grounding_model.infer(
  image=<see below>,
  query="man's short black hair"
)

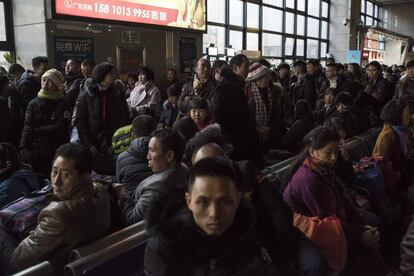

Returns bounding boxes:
[167,68,177,74]
[81,59,96,68]
[8,63,25,76]
[166,83,181,98]
[151,128,185,162]
[187,157,237,192]
[229,54,248,70]
[406,60,414,69]
[92,62,114,84]
[278,63,290,70]
[32,56,49,69]
[67,58,81,65]
[326,63,338,70]
[335,92,353,107]
[132,115,156,137]
[293,60,307,74]
[138,66,155,82]
[53,143,92,175]
[380,100,404,125]
[368,61,382,71]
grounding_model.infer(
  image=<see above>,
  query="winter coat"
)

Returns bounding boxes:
[283,160,365,242]
[18,71,40,114]
[19,97,71,175]
[0,80,23,145]
[310,71,326,94]
[279,114,314,151]
[117,164,188,226]
[368,76,393,108]
[11,183,111,274]
[0,170,40,209]
[65,72,83,111]
[372,123,405,172]
[354,91,381,128]
[332,106,371,139]
[396,75,414,99]
[129,81,161,117]
[116,137,153,193]
[158,100,179,128]
[289,75,317,109]
[178,76,216,114]
[213,68,262,168]
[319,74,356,98]
[144,198,277,276]
[76,79,129,151]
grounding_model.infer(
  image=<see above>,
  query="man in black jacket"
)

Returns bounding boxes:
[213,54,263,168]
[116,115,156,193]
[368,61,393,108]
[290,60,317,109]
[18,56,49,114]
[319,63,356,98]
[64,58,83,111]
[307,59,326,94]
[144,157,278,276]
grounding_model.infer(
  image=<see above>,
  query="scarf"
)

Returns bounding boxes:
[247,82,272,142]
[392,124,409,156]
[37,89,63,100]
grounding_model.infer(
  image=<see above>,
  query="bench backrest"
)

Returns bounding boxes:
[12,261,54,276]
[65,230,148,276]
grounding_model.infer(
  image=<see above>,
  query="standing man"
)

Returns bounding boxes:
[178,58,216,114]
[290,60,317,109]
[64,58,83,111]
[213,54,263,168]
[18,56,49,114]
[396,60,414,99]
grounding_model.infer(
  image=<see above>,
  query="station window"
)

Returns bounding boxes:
[0,0,14,67]
[204,0,330,63]
[360,0,382,27]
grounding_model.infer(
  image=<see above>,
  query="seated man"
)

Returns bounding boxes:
[116,115,156,193]
[113,128,188,225]
[144,157,278,275]
[0,143,111,274]
[332,92,370,139]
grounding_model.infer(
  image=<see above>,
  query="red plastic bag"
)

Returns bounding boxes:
[294,213,348,273]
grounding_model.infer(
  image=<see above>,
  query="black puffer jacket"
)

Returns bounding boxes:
[289,75,317,109]
[144,198,277,276]
[76,79,129,150]
[18,71,41,114]
[116,136,153,193]
[319,74,357,98]
[65,72,83,111]
[19,97,70,174]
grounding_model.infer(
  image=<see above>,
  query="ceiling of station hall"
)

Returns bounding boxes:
[375,0,414,6]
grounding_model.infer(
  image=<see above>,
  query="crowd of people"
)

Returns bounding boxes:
[0,53,414,275]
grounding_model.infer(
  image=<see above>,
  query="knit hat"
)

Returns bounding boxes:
[245,62,270,82]
[42,69,65,91]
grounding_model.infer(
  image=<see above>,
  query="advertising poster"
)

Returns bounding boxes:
[54,36,94,70]
[346,50,362,64]
[55,0,206,31]
[179,37,197,73]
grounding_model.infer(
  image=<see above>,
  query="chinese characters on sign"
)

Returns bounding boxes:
[55,0,206,31]
[54,36,94,70]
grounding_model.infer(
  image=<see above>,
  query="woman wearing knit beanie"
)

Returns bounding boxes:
[19,69,71,176]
